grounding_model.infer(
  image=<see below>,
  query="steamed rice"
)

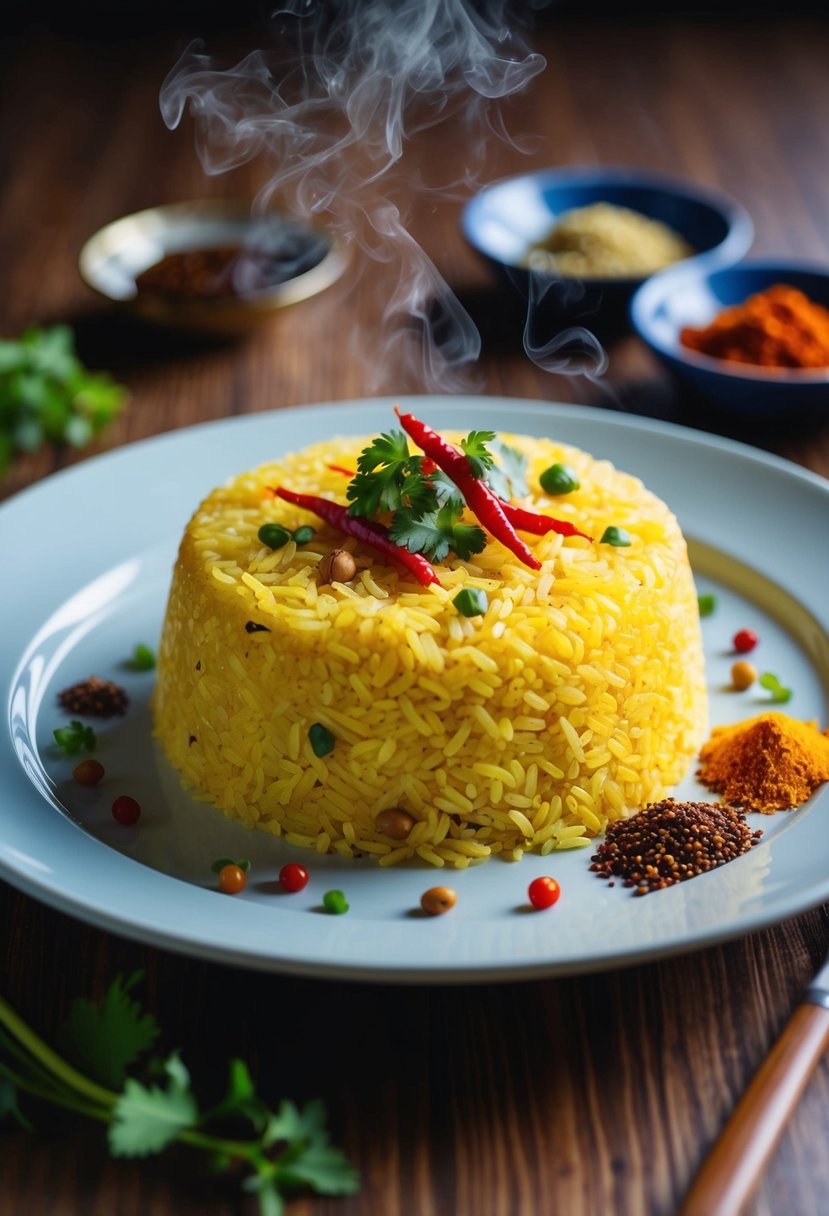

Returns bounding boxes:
[152,432,707,867]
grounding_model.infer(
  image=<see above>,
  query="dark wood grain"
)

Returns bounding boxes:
[2,16,829,1216]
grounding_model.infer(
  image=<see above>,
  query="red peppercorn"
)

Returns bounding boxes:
[528,876,561,910]
[111,795,141,826]
[733,628,758,654]
[279,863,309,893]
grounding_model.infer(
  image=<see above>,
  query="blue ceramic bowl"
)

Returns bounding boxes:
[631,260,829,416]
[461,166,753,334]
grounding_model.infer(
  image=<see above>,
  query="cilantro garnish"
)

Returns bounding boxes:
[486,438,529,501]
[0,325,126,478]
[53,720,96,755]
[389,502,486,562]
[0,973,358,1213]
[347,429,420,516]
[459,429,496,478]
[345,424,529,564]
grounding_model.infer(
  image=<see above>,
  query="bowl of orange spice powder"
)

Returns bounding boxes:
[631,261,829,414]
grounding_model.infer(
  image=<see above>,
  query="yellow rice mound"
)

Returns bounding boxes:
[153,433,707,868]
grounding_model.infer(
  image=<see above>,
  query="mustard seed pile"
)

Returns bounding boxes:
[590,799,761,895]
[58,676,129,718]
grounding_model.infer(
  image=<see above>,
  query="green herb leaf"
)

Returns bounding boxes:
[109,1051,198,1157]
[207,1058,269,1133]
[126,643,156,671]
[389,501,486,563]
[264,1097,326,1147]
[759,672,793,703]
[429,468,465,510]
[59,972,160,1088]
[243,1174,286,1216]
[276,1139,361,1196]
[459,429,497,478]
[697,594,717,617]
[487,439,529,500]
[0,325,126,478]
[347,430,419,517]
[53,720,96,755]
[210,858,251,874]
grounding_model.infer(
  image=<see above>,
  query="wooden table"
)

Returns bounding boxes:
[2,15,829,1215]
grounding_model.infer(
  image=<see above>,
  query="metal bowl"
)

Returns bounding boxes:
[79,200,349,335]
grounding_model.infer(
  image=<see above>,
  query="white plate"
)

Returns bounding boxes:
[3,398,829,982]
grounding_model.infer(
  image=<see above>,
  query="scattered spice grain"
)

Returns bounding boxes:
[590,799,760,895]
[698,712,829,813]
[59,676,128,718]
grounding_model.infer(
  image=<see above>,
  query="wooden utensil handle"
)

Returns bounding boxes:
[682,1001,829,1216]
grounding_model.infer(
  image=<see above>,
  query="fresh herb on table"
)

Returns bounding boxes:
[0,972,359,1215]
[0,325,126,476]
[53,720,97,755]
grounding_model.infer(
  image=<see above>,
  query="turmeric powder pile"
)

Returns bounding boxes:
[697,712,829,814]
[681,284,829,370]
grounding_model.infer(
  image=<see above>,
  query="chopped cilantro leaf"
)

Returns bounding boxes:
[355,429,410,475]
[53,720,96,755]
[459,430,497,478]
[429,468,465,510]
[389,501,486,562]
[486,439,529,501]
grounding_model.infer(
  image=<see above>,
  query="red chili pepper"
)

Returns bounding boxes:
[501,501,592,542]
[273,487,441,587]
[327,464,354,477]
[396,408,542,570]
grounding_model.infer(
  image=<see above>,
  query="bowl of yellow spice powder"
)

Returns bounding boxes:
[461,165,752,336]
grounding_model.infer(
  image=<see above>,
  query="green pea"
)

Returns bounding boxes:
[292,525,316,546]
[323,889,349,915]
[453,588,489,618]
[309,722,335,757]
[540,463,580,495]
[697,594,717,618]
[600,526,632,547]
[258,523,292,550]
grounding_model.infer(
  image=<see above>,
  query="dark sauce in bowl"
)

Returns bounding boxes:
[135,233,330,302]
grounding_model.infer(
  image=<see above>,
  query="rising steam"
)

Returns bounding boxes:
[161,2,598,391]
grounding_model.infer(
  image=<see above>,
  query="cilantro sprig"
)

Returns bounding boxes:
[389,502,486,562]
[347,427,528,563]
[0,973,358,1213]
[0,325,126,477]
[53,720,97,755]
